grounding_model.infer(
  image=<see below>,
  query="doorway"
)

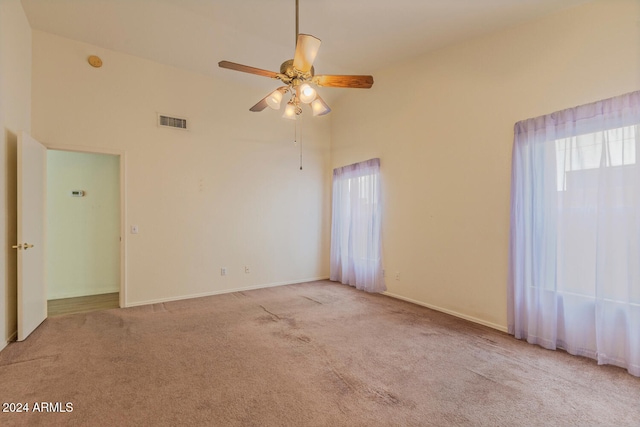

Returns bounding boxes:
[46,149,122,316]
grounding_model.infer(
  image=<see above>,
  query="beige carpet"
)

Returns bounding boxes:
[1,280,639,426]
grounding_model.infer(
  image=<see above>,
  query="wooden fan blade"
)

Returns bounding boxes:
[293,34,321,73]
[218,61,279,79]
[249,97,269,112]
[313,74,374,89]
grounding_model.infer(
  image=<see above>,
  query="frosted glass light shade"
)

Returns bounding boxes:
[298,83,317,104]
[311,96,331,116]
[266,89,283,110]
[282,102,297,120]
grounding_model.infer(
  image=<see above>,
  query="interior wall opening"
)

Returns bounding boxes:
[46,149,121,316]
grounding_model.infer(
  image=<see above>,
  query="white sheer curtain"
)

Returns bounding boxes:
[330,158,385,293]
[509,90,640,377]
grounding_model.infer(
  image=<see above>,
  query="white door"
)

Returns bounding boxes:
[16,131,47,341]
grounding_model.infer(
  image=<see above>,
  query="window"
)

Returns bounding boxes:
[555,125,639,304]
[509,90,640,377]
[330,158,385,293]
[556,125,636,191]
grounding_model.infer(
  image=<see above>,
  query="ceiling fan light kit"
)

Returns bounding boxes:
[283,101,300,120]
[311,96,331,116]
[298,83,317,104]
[266,88,284,110]
[218,0,373,120]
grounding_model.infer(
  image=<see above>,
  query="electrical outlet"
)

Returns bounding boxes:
[382,269,386,278]
[244,266,250,274]
[395,271,400,281]
[221,268,227,276]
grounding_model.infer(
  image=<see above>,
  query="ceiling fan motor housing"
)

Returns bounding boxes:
[280,59,314,82]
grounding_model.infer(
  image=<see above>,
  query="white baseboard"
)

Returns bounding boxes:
[125,277,330,308]
[48,286,120,300]
[382,291,508,333]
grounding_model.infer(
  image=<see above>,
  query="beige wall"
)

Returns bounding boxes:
[10,0,639,340]
[46,150,120,299]
[0,0,32,349]
[32,31,331,306]
[330,0,640,331]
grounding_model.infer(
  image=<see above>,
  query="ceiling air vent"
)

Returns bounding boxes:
[158,113,188,130]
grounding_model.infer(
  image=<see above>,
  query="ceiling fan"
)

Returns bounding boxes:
[218,0,374,119]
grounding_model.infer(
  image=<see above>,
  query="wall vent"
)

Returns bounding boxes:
[158,113,188,130]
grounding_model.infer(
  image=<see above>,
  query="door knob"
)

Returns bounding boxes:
[12,244,22,250]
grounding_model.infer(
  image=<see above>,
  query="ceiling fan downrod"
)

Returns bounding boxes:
[295,0,299,46]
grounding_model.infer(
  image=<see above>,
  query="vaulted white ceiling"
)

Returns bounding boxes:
[21,0,593,81]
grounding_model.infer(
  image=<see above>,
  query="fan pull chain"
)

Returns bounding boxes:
[299,118,303,170]
[292,120,302,170]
